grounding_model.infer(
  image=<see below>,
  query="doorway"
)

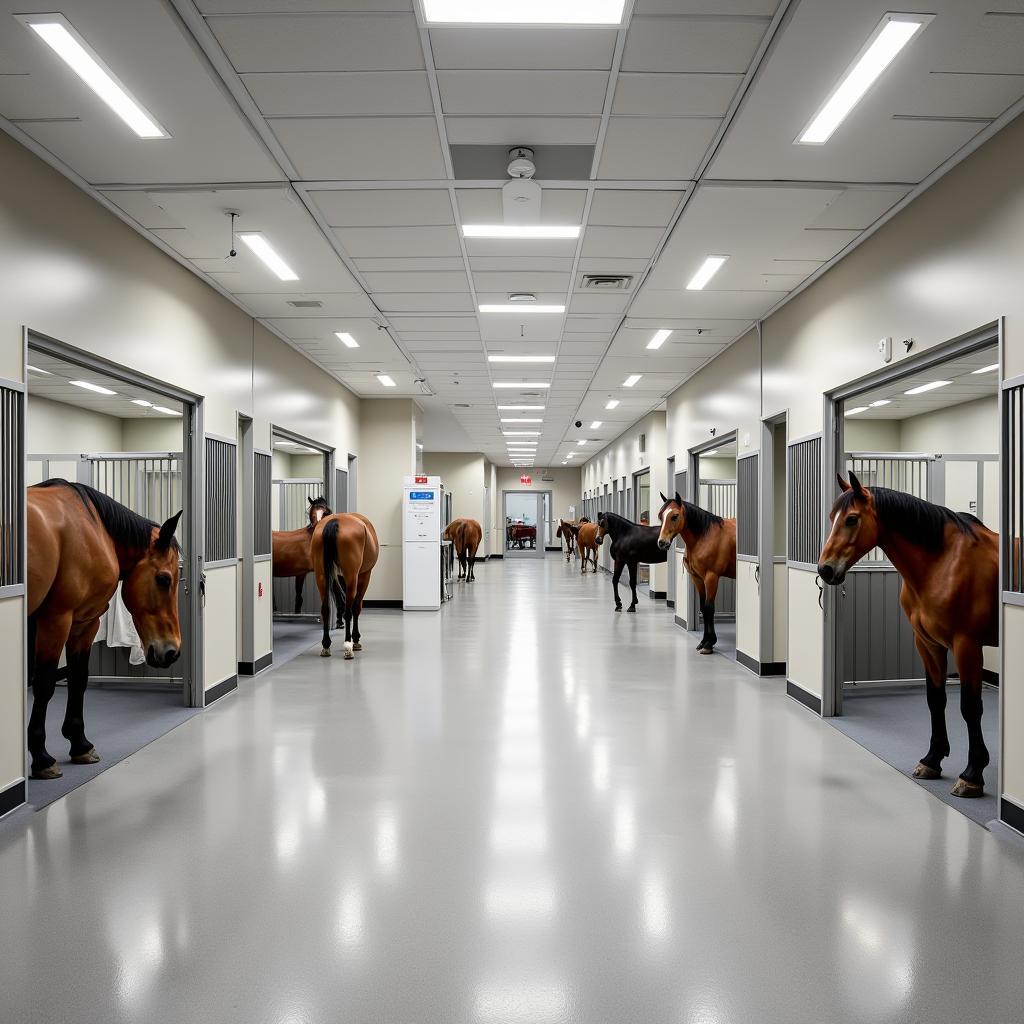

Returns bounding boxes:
[504,491,544,558]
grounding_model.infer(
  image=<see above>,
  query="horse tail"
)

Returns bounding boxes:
[321,517,346,615]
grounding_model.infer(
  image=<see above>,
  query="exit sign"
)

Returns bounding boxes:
[520,474,532,485]
[415,475,428,484]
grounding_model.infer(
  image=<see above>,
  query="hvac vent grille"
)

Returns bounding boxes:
[581,274,633,291]
[287,300,323,308]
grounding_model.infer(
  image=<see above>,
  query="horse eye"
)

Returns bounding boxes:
[156,572,172,589]
[845,515,859,528]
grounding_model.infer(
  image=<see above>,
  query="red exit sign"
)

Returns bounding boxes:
[520,475,532,485]
[415,475,428,484]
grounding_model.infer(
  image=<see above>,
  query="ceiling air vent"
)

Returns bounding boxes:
[581,274,633,291]
[287,299,323,308]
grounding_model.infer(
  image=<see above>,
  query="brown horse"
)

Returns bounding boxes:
[26,480,182,780]
[818,473,999,797]
[444,517,482,582]
[656,492,736,654]
[576,518,599,574]
[556,519,579,562]
[310,512,380,659]
[272,495,332,615]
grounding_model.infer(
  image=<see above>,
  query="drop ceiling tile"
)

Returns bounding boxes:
[200,1,412,11]
[430,27,617,71]
[376,293,475,312]
[630,288,786,318]
[311,189,454,228]
[363,270,470,291]
[635,0,778,13]
[445,116,600,145]
[334,225,462,257]
[472,271,572,293]
[355,257,468,272]
[242,71,433,116]
[622,16,769,73]
[568,293,631,314]
[612,72,742,116]
[465,238,579,258]
[470,257,576,273]
[597,117,719,179]
[437,71,609,115]
[581,226,665,259]
[588,189,684,227]
[808,188,910,231]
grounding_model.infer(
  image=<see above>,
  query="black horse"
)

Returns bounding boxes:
[596,512,668,612]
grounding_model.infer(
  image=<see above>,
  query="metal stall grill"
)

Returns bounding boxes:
[846,453,930,565]
[273,477,324,618]
[737,455,759,558]
[699,478,736,619]
[254,453,272,558]
[1005,381,1024,593]
[0,385,23,588]
[204,438,237,563]
[788,436,822,566]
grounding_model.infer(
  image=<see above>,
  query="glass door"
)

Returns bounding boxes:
[504,491,543,559]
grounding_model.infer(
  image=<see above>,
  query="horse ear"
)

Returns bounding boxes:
[308,495,315,504]
[156,510,182,551]
[836,473,851,493]
[849,471,865,497]
[674,491,682,506]
[659,491,669,504]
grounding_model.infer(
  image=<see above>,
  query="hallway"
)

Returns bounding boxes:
[2,558,1023,1023]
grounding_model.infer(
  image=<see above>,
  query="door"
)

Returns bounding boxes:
[504,491,543,558]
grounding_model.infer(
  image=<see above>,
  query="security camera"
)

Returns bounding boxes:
[575,420,582,428]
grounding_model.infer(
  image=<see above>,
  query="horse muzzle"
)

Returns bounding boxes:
[595,536,603,546]
[657,539,670,551]
[147,643,181,669]
[817,562,846,586]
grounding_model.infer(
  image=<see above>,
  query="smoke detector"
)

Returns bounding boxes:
[506,147,536,178]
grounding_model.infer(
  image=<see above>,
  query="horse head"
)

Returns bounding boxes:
[308,495,332,528]
[656,491,686,550]
[818,472,880,585]
[595,512,608,546]
[121,511,183,668]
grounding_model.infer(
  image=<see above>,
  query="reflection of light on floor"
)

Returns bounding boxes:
[307,782,326,824]
[592,737,610,792]
[490,815,548,855]
[485,876,557,920]
[499,736,542,770]
[115,911,165,1005]
[276,818,301,863]
[474,979,569,1024]
[496,769,545,804]
[576,693,591,739]
[375,805,399,874]
[710,763,736,845]
[613,793,636,859]
[840,897,914,1007]
[642,872,670,940]
[338,886,363,947]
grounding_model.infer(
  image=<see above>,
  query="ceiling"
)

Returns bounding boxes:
[2,1,1023,466]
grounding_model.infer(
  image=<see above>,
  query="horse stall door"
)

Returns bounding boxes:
[335,469,348,513]
[272,478,323,619]
[699,480,736,621]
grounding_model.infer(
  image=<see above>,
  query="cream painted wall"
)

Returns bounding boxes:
[122,417,186,452]
[203,566,237,692]
[27,396,122,454]
[1003,605,1024,810]
[0,600,24,797]
[422,452,487,528]
[735,562,759,662]
[844,419,901,452]
[787,570,823,702]
[700,457,736,481]
[900,396,997,454]
[773,563,788,664]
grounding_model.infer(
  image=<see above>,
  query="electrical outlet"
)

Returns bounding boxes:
[878,336,892,363]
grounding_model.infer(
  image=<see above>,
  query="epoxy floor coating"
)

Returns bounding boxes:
[3,558,1024,1023]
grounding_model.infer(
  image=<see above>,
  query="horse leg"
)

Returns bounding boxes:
[612,560,624,611]
[318,572,333,658]
[911,636,949,780]
[690,574,708,651]
[626,561,640,612]
[343,576,358,660]
[332,578,345,629]
[352,571,371,652]
[61,620,102,764]
[294,573,304,615]
[699,574,720,654]
[950,637,989,797]
[459,548,467,580]
[468,546,477,582]
[28,611,72,779]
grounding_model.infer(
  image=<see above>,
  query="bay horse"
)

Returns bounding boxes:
[444,517,482,582]
[576,518,599,574]
[818,472,999,798]
[27,480,182,780]
[597,512,668,613]
[272,495,332,615]
[656,492,736,654]
[310,512,380,659]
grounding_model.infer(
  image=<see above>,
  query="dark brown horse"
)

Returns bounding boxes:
[556,518,579,562]
[272,495,331,615]
[27,480,182,780]
[818,473,999,797]
[576,518,599,574]
[444,517,482,581]
[310,513,380,659]
[656,492,736,654]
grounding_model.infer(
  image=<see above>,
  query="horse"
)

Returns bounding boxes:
[444,517,482,582]
[576,518,599,574]
[271,495,332,615]
[818,472,999,798]
[556,519,580,562]
[310,512,380,659]
[597,511,668,613]
[26,480,182,780]
[656,492,736,654]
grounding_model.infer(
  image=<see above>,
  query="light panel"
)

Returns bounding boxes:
[623,374,642,388]
[131,399,153,408]
[463,225,580,239]
[69,380,116,396]
[238,233,299,282]
[904,380,950,395]
[336,332,359,349]
[646,329,672,351]
[589,421,602,429]
[153,406,181,417]
[489,355,556,364]
[844,406,869,416]
[480,304,565,314]
[605,400,619,410]
[686,256,728,291]
[869,399,891,407]
[504,431,541,436]
[423,0,625,25]
[972,363,999,375]
[26,365,52,375]
[377,374,397,388]
[501,418,542,423]
[498,405,544,411]
[493,382,551,389]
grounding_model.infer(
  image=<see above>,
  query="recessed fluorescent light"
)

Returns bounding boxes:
[686,255,728,290]
[498,404,544,411]
[20,15,169,139]
[479,304,565,314]
[377,374,397,388]
[501,418,542,423]
[493,382,551,389]
[153,406,181,416]
[238,233,299,282]
[463,225,580,239]
[972,363,999,375]
[504,431,541,436]
[869,399,891,407]
[26,364,52,375]
[561,461,567,465]
[797,14,930,145]
[845,407,869,416]
[69,380,116,396]
[647,329,672,350]
[423,0,625,25]
[335,332,359,349]
[589,421,602,429]
[131,399,153,408]
[567,452,576,458]
[576,440,588,446]
[623,374,642,388]
[488,355,556,363]
[904,380,951,396]
[704,450,718,456]
[605,400,619,410]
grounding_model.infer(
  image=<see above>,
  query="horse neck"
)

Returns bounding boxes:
[112,538,149,576]
[876,522,934,592]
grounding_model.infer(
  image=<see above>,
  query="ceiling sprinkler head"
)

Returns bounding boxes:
[507,147,536,179]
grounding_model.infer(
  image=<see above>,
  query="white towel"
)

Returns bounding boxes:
[96,583,147,665]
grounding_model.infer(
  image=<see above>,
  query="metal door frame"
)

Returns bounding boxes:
[759,412,788,670]
[502,489,546,558]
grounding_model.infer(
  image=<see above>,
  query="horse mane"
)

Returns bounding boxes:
[33,479,179,553]
[656,496,722,538]
[838,486,983,550]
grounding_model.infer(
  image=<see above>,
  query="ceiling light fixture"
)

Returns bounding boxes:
[686,255,728,291]
[904,380,951,395]
[26,364,52,375]
[869,399,891,407]
[501,418,542,423]
[463,225,580,239]
[238,233,299,282]
[377,374,397,387]
[704,450,719,456]
[498,405,545,411]
[69,380,116,395]
[488,355,556,363]
[504,431,541,436]
[576,440,588,446]
[480,304,565,314]
[623,374,642,388]
[647,329,672,351]
[336,332,359,349]
[19,14,169,139]
[153,406,181,416]
[972,363,999,375]
[493,382,551,389]
[844,407,869,416]
[131,399,153,408]
[590,420,602,429]
[605,399,619,410]
[422,0,626,26]
[797,14,930,145]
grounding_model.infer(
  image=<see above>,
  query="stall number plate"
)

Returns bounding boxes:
[409,491,434,500]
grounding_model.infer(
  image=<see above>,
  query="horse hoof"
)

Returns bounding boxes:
[913,762,942,780]
[71,748,100,765]
[31,763,63,780]
[353,642,363,652]
[627,606,636,614]
[320,648,331,658]
[951,778,984,798]
[698,647,713,656]
[344,641,355,660]
[615,607,622,613]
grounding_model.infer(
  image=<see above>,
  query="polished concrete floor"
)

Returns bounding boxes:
[2,557,1024,1023]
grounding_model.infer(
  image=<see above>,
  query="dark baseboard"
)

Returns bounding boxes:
[0,779,26,818]
[238,651,273,677]
[982,668,999,687]
[736,650,787,677]
[787,680,822,715]
[545,545,561,552]
[205,675,238,705]
[674,614,688,630]
[363,599,403,608]
[489,554,503,560]
[1001,796,1024,836]
[649,590,666,600]
[666,599,675,608]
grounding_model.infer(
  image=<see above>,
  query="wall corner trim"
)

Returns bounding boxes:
[786,680,822,715]
[205,675,238,705]
[0,779,27,819]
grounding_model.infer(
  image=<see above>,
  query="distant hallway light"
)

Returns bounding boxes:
[463,225,580,239]
[238,233,299,281]
[686,256,728,291]
[423,0,625,25]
